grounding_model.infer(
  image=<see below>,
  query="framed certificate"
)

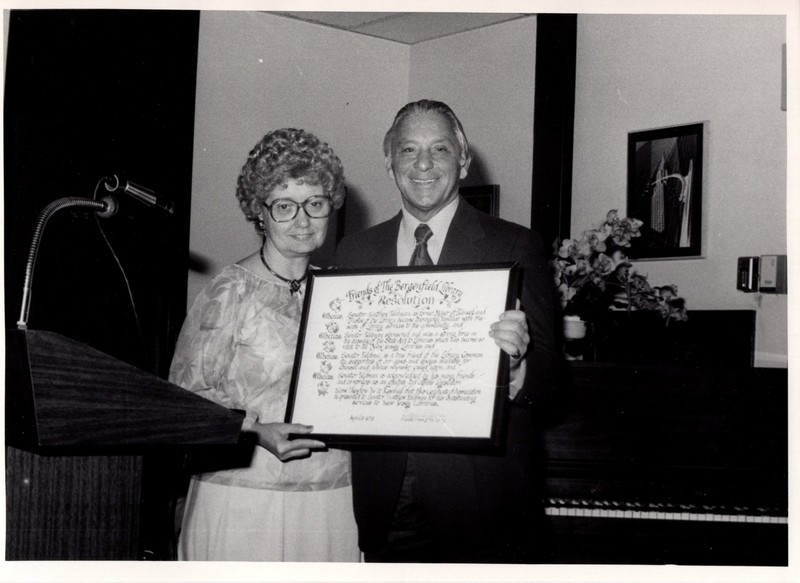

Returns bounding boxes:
[285,263,519,451]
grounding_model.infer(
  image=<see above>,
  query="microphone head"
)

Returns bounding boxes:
[101,174,175,215]
[156,199,176,215]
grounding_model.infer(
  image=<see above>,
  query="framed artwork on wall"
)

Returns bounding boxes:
[627,123,704,259]
[460,184,499,217]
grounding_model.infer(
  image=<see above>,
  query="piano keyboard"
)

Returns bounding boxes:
[545,499,788,524]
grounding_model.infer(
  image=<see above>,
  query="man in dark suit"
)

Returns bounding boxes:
[335,99,559,563]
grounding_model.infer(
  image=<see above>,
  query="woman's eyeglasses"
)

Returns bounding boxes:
[263,196,333,222]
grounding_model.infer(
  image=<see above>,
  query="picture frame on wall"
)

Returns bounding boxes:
[460,184,499,217]
[627,123,704,259]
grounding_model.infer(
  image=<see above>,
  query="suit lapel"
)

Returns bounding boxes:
[439,198,488,265]
[370,212,402,267]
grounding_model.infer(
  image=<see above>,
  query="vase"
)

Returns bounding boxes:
[562,316,588,360]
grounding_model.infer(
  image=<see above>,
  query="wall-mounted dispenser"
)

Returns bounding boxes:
[737,256,759,292]
[737,255,787,293]
[758,254,787,294]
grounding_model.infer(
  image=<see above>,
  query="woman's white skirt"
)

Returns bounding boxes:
[178,479,361,562]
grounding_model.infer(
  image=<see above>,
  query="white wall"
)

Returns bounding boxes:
[572,14,788,366]
[188,11,409,303]
[409,16,537,226]
[189,12,788,366]
[189,12,540,303]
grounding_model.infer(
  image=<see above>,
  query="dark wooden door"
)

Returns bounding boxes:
[4,8,198,376]
[4,9,200,560]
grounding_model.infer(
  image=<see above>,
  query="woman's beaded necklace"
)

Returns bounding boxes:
[259,246,307,295]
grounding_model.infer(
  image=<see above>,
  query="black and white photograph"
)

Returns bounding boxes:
[2,2,795,583]
[627,122,704,258]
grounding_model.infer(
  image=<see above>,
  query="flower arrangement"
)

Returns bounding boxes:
[551,210,688,323]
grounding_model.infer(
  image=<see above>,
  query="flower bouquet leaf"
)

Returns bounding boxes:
[551,210,688,324]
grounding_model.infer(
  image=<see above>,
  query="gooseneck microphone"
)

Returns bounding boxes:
[16,174,175,328]
[103,175,175,215]
[17,195,117,328]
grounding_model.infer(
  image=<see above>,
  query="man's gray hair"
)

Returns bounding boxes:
[383,99,471,162]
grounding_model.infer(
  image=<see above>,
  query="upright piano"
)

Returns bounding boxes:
[542,361,787,565]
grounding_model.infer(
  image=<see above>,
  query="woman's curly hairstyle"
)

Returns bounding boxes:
[236,128,345,235]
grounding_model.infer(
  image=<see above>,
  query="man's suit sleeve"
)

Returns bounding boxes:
[510,227,561,414]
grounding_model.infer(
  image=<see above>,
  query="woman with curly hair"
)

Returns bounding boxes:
[169,128,358,561]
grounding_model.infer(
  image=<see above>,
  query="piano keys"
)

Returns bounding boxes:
[542,362,787,565]
[545,498,788,524]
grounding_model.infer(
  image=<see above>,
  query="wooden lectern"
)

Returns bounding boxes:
[6,328,247,560]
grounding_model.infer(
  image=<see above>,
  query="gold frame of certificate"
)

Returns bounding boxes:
[285,263,519,451]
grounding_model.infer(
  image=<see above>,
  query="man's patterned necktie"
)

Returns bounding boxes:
[410,223,434,266]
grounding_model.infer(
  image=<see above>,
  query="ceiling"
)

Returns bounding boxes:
[272,12,531,45]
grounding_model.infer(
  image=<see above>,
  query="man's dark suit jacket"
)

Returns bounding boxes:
[335,198,559,563]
